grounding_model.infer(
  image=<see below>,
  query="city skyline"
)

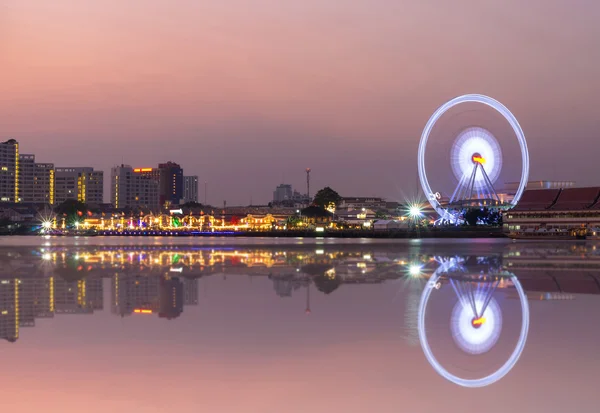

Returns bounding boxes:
[3,1,600,205]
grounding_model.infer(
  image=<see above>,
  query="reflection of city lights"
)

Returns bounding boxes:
[42,253,51,261]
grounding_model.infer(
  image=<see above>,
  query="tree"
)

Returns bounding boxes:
[463,208,490,226]
[375,210,388,219]
[313,187,342,210]
[55,200,88,225]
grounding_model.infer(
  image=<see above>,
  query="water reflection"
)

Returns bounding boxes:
[418,256,529,388]
[1,243,598,347]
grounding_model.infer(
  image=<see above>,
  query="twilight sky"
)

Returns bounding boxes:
[2,1,600,205]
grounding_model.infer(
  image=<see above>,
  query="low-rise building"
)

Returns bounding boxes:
[505,186,600,236]
[339,197,387,211]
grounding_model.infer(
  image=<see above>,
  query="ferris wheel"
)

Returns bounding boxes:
[418,257,530,388]
[417,94,529,221]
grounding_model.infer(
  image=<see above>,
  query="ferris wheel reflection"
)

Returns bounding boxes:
[418,257,530,388]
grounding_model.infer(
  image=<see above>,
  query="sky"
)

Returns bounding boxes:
[2,1,600,205]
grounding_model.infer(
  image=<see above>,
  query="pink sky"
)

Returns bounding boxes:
[2,1,600,204]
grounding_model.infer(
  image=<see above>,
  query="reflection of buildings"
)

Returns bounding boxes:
[504,244,600,295]
[0,278,19,342]
[111,273,196,318]
[54,278,103,314]
[159,276,184,319]
[183,278,198,306]
[270,275,308,298]
[112,274,160,317]
[6,243,600,344]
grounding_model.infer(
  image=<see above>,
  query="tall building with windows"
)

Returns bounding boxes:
[19,154,55,204]
[0,139,19,203]
[111,165,160,210]
[158,162,183,206]
[55,167,104,205]
[183,176,199,203]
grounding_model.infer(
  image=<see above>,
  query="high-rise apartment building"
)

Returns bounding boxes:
[158,162,183,206]
[55,167,104,205]
[0,139,19,203]
[111,165,160,210]
[19,154,55,204]
[183,176,199,203]
[273,184,293,203]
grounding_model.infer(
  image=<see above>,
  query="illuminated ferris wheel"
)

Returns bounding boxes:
[417,94,530,221]
[418,257,530,388]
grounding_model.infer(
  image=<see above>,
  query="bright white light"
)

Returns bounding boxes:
[42,253,52,261]
[315,227,325,232]
[409,206,422,218]
[408,264,422,277]
[42,221,52,229]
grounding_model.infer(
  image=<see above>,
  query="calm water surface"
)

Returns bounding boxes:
[1,237,599,412]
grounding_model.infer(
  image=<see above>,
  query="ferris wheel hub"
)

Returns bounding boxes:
[471,153,485,165]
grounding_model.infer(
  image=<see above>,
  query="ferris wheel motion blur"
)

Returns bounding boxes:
[417,94,529,223]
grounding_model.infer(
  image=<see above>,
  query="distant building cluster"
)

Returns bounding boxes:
[0,139,199,211]
[272,183,310,207]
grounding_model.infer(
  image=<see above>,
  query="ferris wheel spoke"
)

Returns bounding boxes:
[449,278,469,308]
[480,279,500,317]
[450,172,469,204]
[466,281,480,318]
